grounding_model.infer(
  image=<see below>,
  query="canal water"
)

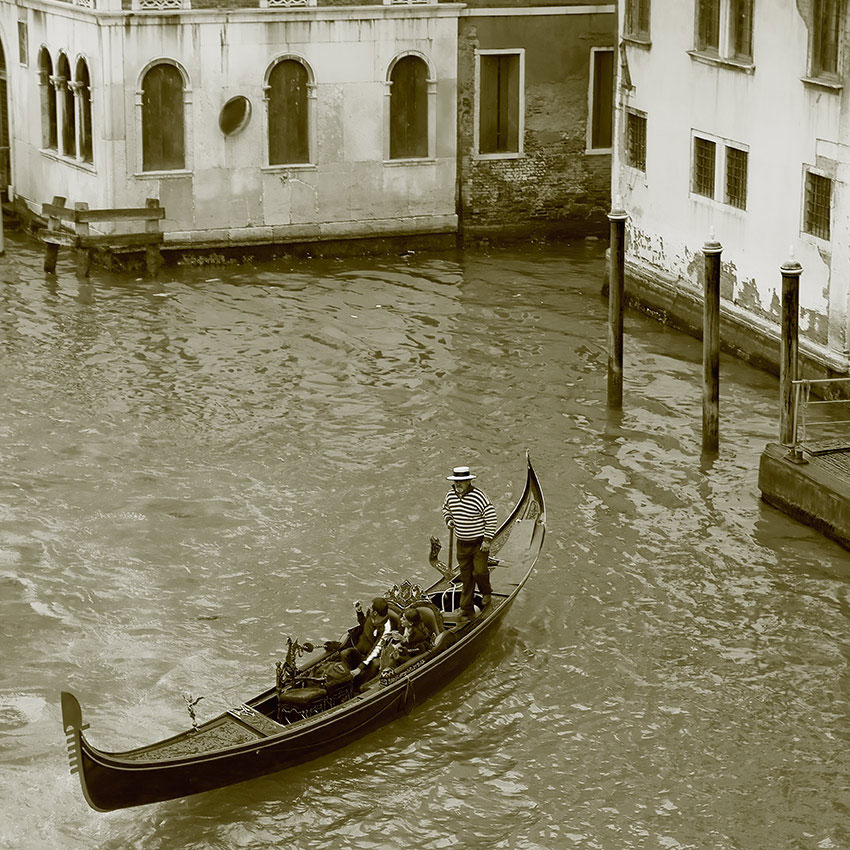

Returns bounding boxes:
[1,231,849,850]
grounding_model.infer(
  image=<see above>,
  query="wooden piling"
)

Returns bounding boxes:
[780,253,803,448]
[607,199,627,410]
[74,202,92,277]
[702,233,722,454]
[43,195,66,273]
[144,198,163,277]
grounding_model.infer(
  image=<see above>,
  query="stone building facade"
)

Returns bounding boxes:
[613,0,850,377]
[2,0,461,250]
[0,0,615,251]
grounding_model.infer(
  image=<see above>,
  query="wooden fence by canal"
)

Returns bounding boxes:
[41,196,165,277]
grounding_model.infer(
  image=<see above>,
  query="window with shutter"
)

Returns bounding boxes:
[478,52,521,155]
[389,55,428,159]
[811,0,841,78]
[625,0,651,40]
[142,63,185,171]
[267,59,310,166]
[590,48,614,151]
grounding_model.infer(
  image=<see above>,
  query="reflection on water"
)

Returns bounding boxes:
[1,231,850,850]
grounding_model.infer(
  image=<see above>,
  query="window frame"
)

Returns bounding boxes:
[690,130,749,211]
[75,57,93,165]
[801,166,833,242]
[262,54,316,171]
[38,47,57,152]
[624,0,651,42]
[384,51,436,164]
[56,53,75,160]
[473,48,525,161]
[724,142,748,209]
[134,58,192,176]
[692,134,717,198]
[587,46,615,154]
[807,0,842,83]
[691,0,754,67]
[625,108,647,173]
[17,21,27,67]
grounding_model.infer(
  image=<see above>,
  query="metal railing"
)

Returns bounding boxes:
[791,377,850,456]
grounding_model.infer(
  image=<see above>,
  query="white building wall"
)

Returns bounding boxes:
[614,0,850,370]
[0,1,461,247]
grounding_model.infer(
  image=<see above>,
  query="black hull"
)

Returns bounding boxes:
[62,455,545,811]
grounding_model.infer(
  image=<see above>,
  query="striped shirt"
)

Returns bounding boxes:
[442,487,497,541]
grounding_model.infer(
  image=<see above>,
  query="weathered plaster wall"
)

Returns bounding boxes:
[1,1,461,246]
[614,0,850,369]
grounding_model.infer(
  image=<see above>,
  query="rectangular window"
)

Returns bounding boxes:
[725,145,748,209]
[589,48,614,151]
[478,51,522,155]
[696,0,721,54]
[625,0,651,39]
[626,110,647,171]
[693,136,716,197]
[17,20,27,66]
[811,0,841,78]
[804,170,832,240]
[693,0,753,63]
[730,0,753,61]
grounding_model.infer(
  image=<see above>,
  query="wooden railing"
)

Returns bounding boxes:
[41,196,165,277]
[789,377,850,459]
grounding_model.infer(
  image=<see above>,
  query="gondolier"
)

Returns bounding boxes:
[442,465,497,624]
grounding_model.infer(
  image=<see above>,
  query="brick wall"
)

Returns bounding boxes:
[458,10,615,240]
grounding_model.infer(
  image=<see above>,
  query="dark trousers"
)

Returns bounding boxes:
[456,537,492,615]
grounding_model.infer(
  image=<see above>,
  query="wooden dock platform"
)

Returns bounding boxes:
[759,441,850,550]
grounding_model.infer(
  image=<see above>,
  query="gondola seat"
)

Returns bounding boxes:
[278,686,327,707]
[409,601,443,636]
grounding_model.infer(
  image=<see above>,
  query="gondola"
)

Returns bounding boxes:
[61,454,546,811]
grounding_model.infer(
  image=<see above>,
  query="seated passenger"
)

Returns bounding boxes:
[399,607,436,657]
[353,628,399,683]
[378,608,437,675]
[353,597,401,658]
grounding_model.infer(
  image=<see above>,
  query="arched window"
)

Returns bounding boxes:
[389,55,428,159]
[267,59,309,165]
[76,58,93,164]
[141,63,185,171]
[38,48,57,150]
[57,54,75,157]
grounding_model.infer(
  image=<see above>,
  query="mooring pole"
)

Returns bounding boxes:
[0,192,5,257]
[607,197,627,410]
[702,231,722,454]
[780,250,803,448]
